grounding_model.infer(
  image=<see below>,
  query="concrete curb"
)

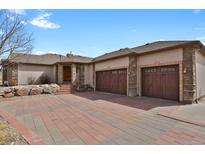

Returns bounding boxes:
[158,106,205,127]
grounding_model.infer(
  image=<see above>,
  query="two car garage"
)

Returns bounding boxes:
[96,65,179,101]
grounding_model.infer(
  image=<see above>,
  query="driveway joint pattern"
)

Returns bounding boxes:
[0,92,205,144]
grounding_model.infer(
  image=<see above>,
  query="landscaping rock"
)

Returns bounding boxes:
[3,87,12,93]
[13,86,22,92]
[0,83,61,98]
[50,84,60,93]
[4,92,14,98]
[0,89,4,96]
[30,87,43,95]
[15,87,30,96]
[43,86,52,94]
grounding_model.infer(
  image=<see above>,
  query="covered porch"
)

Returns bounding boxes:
[54,62,85,86]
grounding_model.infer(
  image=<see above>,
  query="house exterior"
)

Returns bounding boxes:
[2,40,205,103]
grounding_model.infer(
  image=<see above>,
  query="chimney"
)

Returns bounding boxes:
[66,51,73,57]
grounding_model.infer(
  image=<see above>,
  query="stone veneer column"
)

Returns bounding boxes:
[53,65,56,83]
[128,55,138,96]
[93,64,96,91]
[71,64,77,85]
[76,64,85,86]
[57,64,63,84]
[183,45,198,103]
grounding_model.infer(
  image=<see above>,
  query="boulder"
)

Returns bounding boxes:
[4,92,14,98]
[43,86,52,94]
[15,87,30,96]
[0,88,4,96]
[3,87,12,93]
[30,87,43,95]
[13,86,22,92]
[50,84,60,93]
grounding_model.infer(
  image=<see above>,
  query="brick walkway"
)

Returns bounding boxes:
[0,92,205,144]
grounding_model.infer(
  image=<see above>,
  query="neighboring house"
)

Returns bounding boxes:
[2,40,205,103]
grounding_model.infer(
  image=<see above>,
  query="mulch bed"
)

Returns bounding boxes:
[0,117,28,145]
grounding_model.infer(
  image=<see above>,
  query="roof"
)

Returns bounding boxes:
[131,41,200,54]
[92,48,132,62]
[5,40,204,65]
[8,53,93,65]
[93,40,202,62]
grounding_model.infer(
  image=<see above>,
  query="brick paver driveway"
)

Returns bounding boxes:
[0,92,205,144]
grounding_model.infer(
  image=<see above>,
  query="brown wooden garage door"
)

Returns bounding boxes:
[142,65,179,101]
[96,69,127,95]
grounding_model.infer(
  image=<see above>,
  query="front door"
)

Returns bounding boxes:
[63,66,71,82]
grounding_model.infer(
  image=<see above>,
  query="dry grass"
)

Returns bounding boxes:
[0,118,28,145]
[0,123,13,144]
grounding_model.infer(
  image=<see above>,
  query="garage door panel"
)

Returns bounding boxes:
[142,65,179,101]
[96,69,127,95]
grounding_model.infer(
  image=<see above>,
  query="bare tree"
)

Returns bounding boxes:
[0,10,33,61]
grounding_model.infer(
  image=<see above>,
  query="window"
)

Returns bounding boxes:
[161,67,176,72]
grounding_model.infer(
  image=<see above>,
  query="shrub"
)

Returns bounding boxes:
[27,76,35,85]
[39,74,51,84]
[10,80,17,86]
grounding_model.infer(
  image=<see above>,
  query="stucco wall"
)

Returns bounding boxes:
[136,48,184,101]
[94,56,129,92]
[57,64,63,84]
[137,48,183,66]
[94,56,129,71]
[18,64,54,85]
[196,50,205,99]
[84,64,94,86]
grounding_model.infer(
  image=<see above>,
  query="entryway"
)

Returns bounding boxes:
[63,65,71,82]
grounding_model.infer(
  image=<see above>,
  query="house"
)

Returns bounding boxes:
[2,40,205,103]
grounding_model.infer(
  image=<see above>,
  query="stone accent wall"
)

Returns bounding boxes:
[128,55,138,96]
[183,45,199,103]
[5,64,18,86]
[53,65,56,83]
[71,64,77,85]
[57,64,63,84]
[76,64,85,86]
[93,64,96,91]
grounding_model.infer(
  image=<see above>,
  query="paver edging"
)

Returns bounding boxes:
[158,106,205,127]
[0,109,46,145]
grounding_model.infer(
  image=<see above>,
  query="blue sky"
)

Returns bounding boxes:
[9,9,205,57]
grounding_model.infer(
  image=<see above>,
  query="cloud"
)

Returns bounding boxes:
[193,9,202,14]
[30,13,60,29]
[9,9,26,15]
[21,20,27,25]
[6,13,28,25]
[33,50,59,55]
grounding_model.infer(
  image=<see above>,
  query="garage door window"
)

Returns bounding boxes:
[160,67,176,72]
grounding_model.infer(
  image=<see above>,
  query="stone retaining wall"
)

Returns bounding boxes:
[0,84,60,98]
